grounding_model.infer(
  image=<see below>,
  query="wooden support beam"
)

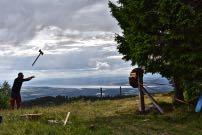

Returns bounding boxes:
[139,87,145,112]
[141,86,164,114]
[137,68,145,112]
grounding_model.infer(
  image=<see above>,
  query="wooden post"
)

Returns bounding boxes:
[100,87,103,98]
[120,86,122,96]
[137,68,145,112]
[0,116,2,124]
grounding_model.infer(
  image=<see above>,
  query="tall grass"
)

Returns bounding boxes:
[0,95,201,135]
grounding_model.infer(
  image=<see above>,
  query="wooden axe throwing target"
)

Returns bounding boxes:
[129,68,144,88]
[129,69,138,88]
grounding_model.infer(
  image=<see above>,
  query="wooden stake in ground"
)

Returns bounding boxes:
[63,112,71,126]
[0,116,3,124]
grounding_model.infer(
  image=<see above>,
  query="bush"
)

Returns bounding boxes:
[184,81,201,101]
[0,81,11,109]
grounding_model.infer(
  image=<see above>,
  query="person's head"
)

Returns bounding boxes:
[18,72,24,79]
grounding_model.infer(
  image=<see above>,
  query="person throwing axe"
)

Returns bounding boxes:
[10,73,35,109]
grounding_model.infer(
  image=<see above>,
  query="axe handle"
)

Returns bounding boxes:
[32,54,41,66]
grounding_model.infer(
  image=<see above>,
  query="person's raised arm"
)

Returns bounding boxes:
[23,76,35,82]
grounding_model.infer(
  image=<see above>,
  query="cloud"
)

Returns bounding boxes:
[0,0,120,46]
[107,55,123,59]
[95,61,110,70]
[0,0,132,83]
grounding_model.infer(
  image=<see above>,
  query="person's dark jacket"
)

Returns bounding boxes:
[12,77,32,93]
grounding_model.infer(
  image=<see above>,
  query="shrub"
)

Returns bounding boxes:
[0,81,11,109]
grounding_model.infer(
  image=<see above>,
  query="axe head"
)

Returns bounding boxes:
[39,49,44,55]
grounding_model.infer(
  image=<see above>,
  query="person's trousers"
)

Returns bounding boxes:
[10,92,21,109]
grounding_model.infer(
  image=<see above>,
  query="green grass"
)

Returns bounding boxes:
[0,95,201,135]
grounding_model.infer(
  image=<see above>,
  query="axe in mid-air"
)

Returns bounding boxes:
[32,49,44,66]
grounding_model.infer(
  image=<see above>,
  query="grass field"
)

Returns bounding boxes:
[0,94,201,135]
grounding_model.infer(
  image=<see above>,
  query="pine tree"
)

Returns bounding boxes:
[109,0,202,101]
[1,81,11,96]
[0,81,11,109]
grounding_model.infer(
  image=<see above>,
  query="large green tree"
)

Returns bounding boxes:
[109,0,202,101]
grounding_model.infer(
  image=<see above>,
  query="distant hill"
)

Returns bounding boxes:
[27,73,170,86]
[20,74,173,101]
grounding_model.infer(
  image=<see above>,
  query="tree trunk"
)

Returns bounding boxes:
[173,76,184,103]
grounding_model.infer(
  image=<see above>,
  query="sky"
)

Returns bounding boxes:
[0,0,135,85]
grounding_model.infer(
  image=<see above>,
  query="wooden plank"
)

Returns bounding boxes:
[20,113,43,120]
[141,86,164,114]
